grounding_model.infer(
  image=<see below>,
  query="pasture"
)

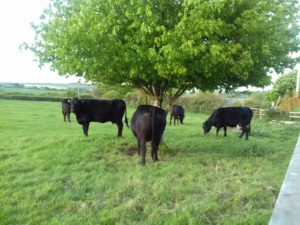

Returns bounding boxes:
[0,99,299,225]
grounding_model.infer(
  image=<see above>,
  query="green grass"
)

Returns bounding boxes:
[0,99,299,225]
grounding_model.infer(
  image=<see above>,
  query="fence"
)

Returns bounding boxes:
[251,108,266,119]
[269,135,300,225]
[289,112,300,119]
[251,108,300,120]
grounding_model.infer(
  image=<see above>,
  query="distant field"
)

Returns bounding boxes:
[0,99,299,225]
[0,83,92,96]
[0,86,51,95]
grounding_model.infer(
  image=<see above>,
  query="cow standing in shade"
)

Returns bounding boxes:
[203,107,253,140]
[131,105,166,165]
[169,104,185,125]
[70,98,128,137]
[62,99,71,122]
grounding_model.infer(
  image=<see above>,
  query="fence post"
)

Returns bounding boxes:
[259,109,262,119]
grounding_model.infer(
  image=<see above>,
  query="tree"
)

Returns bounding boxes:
[25,0,300,107]
[268,70,297,102]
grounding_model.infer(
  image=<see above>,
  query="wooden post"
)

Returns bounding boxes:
[77,79,81,98]
[259,109,262,119]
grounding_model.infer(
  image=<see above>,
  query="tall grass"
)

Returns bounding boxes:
[0,99,299,225]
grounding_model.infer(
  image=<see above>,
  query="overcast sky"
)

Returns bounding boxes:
[0,1,298,87]
[0,0,80,84]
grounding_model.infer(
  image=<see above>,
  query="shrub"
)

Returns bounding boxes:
[78,93,94,99]
[124,90,149,107]
[278,94,300,112]
[102,90,122,99]
[66,89,77,98]
[243,92,269,108]
[264,108,289,121]
[176,92,227,113]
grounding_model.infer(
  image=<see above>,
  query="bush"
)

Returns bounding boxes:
[66,89,77,98]
[93,84,133,100]
[124,90,150,107]
[79,93,95,99]
[278,95,300,111]
[264,108,289,121]
[243,92,269,108]
[102,90,122,99]
[176,92,227,113]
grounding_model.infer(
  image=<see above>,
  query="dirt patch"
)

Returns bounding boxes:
[126,145,139,156]
[119,145,138,156]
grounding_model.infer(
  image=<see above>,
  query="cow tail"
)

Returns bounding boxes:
[151,106,156,147]
[124,104,129,128]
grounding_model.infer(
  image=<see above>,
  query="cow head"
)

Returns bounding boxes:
[70,97,80,113]
[203,121,212,135]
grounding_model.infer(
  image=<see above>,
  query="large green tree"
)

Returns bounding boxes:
[26,0,300,106]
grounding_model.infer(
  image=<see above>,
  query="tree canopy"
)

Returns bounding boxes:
[26,0,300,106]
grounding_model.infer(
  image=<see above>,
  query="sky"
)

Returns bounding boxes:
[0,1,298,87]
[0,0,80,84]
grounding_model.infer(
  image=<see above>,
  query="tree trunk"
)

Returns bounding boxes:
[152,95,163,107]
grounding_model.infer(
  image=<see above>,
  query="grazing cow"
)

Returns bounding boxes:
[62,99,71,122]
[131,105,166,165]
[203,107,253,140]
[70,98,128,137]
[169,104,185,125]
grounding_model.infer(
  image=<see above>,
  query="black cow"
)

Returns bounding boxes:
[70,98,128,137]
[169,104,185,125]
[131,105,166,165]
[62,99,71,122]
[203,107,253,140]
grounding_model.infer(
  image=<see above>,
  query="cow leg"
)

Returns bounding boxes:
[240,126,245,139]
[117,121,123,137]
[82,123,89,136]
[140,140,146,166]
[137,140,141,155]
[245,126,250,140]
[216,126,221,136]
[169,115,173,125]
[63,113,66,122]
[67,113,71,122]
[223,126,227,137]
[151,141,159,162]
[180,118,183,124]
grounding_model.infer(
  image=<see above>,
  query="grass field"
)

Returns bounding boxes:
[0,99,299,225]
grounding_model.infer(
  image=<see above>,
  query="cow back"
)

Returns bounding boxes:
[210,107,252,127]
[77,99,125,122]
[131,105,166,142]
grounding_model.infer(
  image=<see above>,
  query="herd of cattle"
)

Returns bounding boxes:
[62,98,253,165]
